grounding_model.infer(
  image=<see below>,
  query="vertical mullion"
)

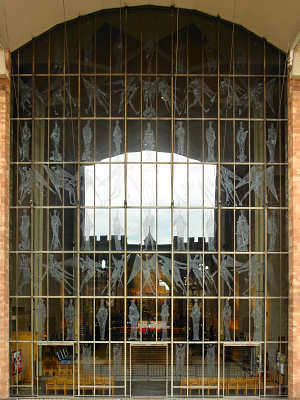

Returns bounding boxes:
[217,17,221,398]
[170,7,175,397]
[263,37,268,397]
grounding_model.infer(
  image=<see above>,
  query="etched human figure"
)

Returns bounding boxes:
[65,299,74,340]
[116,77,139,115]
[113,344,122,378]
[110,255,126,293]
[18,254,31,295]
[236,255,264,295]
[268,212,278,251]
[236,121,248,162]
[19,210,30,250]
[266,166,279,202]
[19,121,31,161]
[19,79,32,115]
[217,254,235,294]
[50,121,62,161]
[50,210,61,250]
[46,165,76,205]
[237,211,249,251]
[113,120,122,155]
[143,78,156,117]
[189,78,206,112]
[96,299,108,340]
[189,254,216,295]
[206,121,216,161]
[141,254,156,294]
[158,78,172,113]
[206,345,216,376]
[144,40,155,73]
[267,123,277,162]
[129,300,139,340]
[220,166,241,205]
[160,300,169,341]
[80,255,102,292]
[35,299,46,339]
[175,344,186,378]
[82,77,108,115]
[252,301,263,341]
[174,210,186,250]
[236,165,264,203]
[159,254,187,295]
[175,121,185,155]
[19,166,32,204]
[249,80,264,115]
[189,78,216,113]
[82,120,93,161]
[82,345,92,373]
[143,122,155,151]
[191,299,201,340]
[51,84,65,116]
[48,254,74,294]
[222,300,232,341]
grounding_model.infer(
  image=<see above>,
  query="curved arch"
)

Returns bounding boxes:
[1,0,299,52]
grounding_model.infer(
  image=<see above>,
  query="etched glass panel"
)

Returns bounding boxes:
[10,7,288,398]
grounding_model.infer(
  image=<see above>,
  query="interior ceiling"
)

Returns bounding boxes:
[0,0,300,52]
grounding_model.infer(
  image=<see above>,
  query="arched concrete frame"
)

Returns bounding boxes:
[0,0,300,52]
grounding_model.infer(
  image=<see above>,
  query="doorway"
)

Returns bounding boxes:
[223,344,262,396]
[130,344,167,397]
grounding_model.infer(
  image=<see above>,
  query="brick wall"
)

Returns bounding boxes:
[0,60,10,398]
[288,78,300,398]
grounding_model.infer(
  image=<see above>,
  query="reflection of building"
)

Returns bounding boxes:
[1,2,300,398]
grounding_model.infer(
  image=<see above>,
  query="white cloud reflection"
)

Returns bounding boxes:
[84,151,216,245]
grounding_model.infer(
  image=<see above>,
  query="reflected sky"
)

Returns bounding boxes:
[84,151,217,244]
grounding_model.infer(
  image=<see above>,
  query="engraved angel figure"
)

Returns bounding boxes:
[222,300,232,341]
[267,123,277,162]
[96,299,108,340]
[19,209,30,250]
[113,120,122,155]
[129,300,139,340]
[65,299,74,340]
[50,210,61,250]
[237,211,249,251]
[191,299,201,340]
[50,121,62,161]
[160,300,169,341]
[236,121,248,162]
[35,299,46,339]
[19,121,31,161]
[175,121,185,155]
[206,121,216,161]
[82,120,93,161]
